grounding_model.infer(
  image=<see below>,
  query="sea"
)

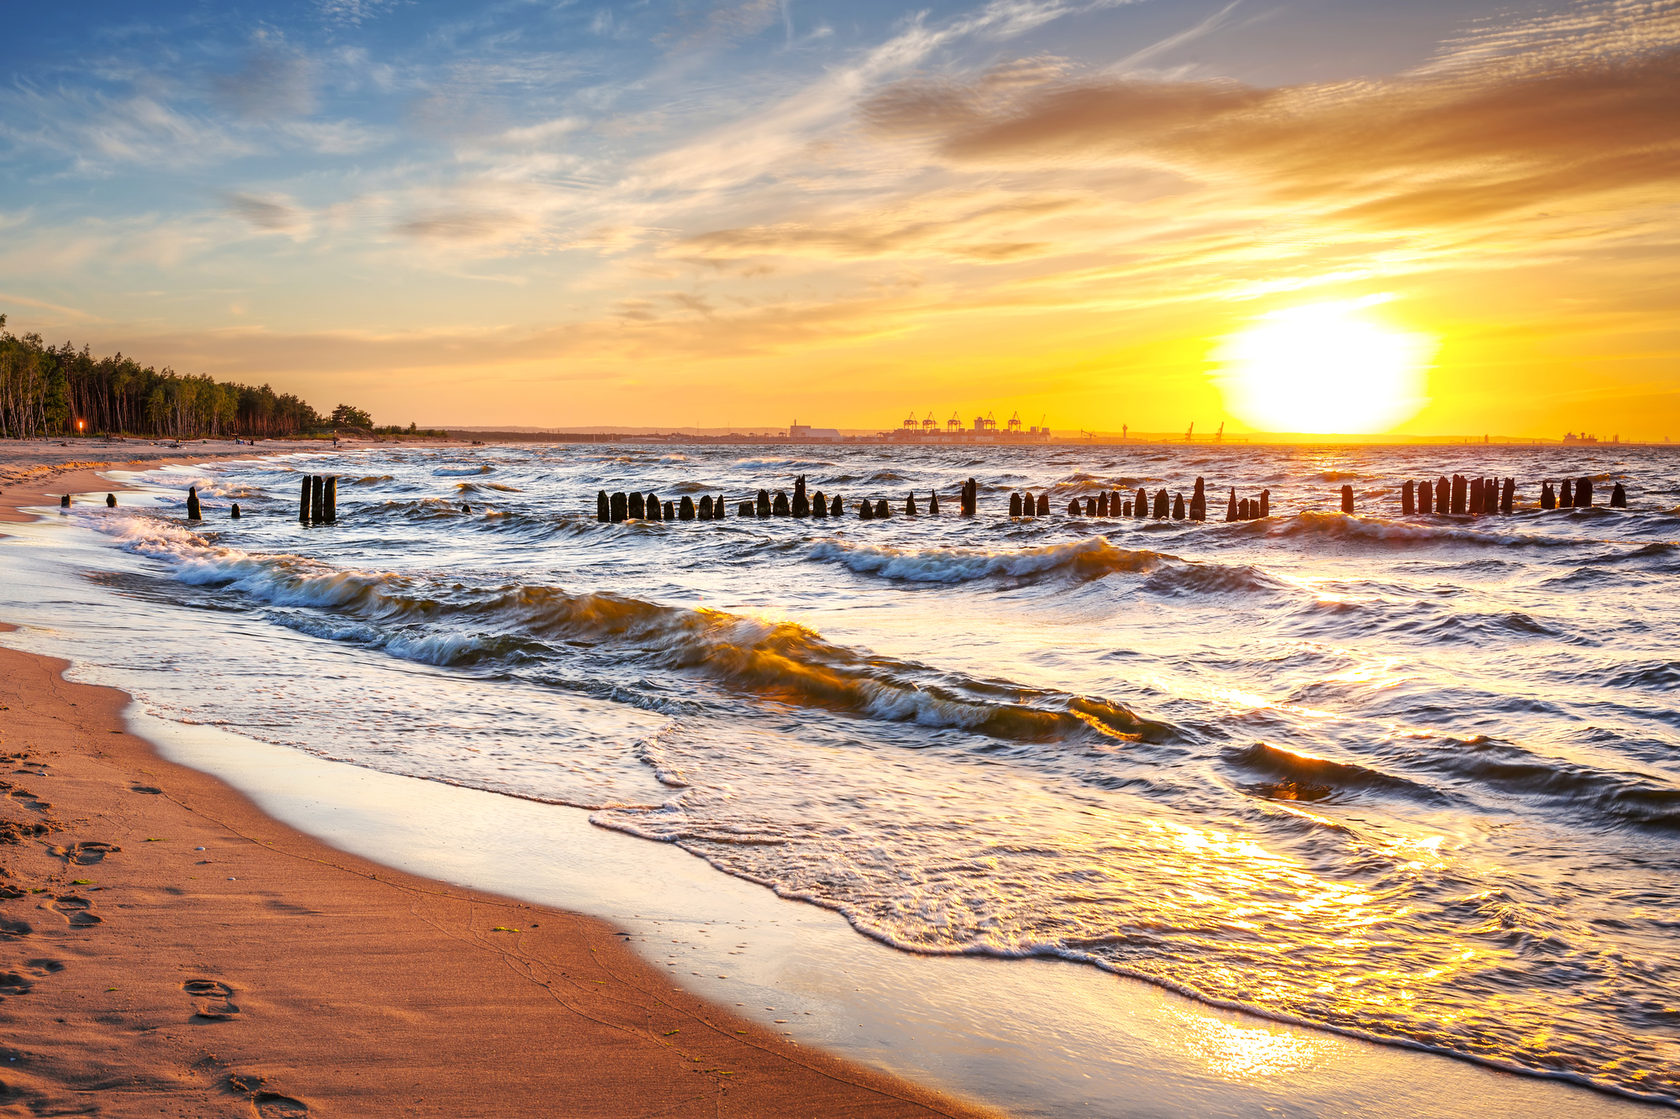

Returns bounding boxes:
[3,441,1677,1105]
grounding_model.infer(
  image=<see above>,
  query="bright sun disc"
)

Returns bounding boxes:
[1214,297,1435,434]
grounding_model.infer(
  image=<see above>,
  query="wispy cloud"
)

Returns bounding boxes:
[212,39,318,120]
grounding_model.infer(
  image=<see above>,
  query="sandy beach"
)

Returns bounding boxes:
[0,450,993,1118]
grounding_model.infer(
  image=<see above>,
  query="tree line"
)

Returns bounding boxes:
[0,315,371,440]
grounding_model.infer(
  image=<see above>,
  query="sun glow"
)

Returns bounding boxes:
[1214,296,1436,434]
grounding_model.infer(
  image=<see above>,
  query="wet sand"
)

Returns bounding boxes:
[0,453,993,1118]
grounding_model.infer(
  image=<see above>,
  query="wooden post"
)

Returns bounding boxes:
[1097,492,1109,517]
[1084,497,1096,516]
[311,475,324,523]
[1540,482,1555,510]
[793,476,809,518]
[1226,488,1237,522]
[1173,493,1185,519]
[628,492,645,519]
[1190,477,1206,521]
[611,492,627,522]
[1259,490,1269,518]
[715,495,726,518]
[928,490,940,515]
[105,493,116,508]
[1111,491,1124,517]
[756,489,772,518]
[698,495,712,520]
[1451,475,1466,515]
[738,501,754,517]
[1010,493,1023,517]
[680,496,696,520]
[1135,488,1148,519]
[961,478,977,516]
[812,491,827,518]
[1469,478,1483,515]
[1402,480,1415,515]
[663,500,674,519]
[1501,478,1515,514]
[875,498,890,518]
[1036,494,1049,516]
[859,500,874,520]
[1610,482,1627,508]
[597,491,609,522]
[645,493,662,521]
[1575,477,1593,507]
[1559,478,1573,508]
[300,477,311,522]
[325,477,337,522]
[1068,499,1081,515]
[830,495,843,516]
[900,492,914,516]
[1238,498,1250,519]
[773,491,790,516]
[187,487,202,521]
[1340,484,1354,514]
[231,503,241,519]
[59,494,70,508]
[1153,489,1169,519]
[1123,501,1132,516]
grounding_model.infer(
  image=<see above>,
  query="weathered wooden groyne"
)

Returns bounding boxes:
[589,469,1634,526]
[297,475,339,524]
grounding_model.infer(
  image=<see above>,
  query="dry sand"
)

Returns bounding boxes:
[0,451,995,1118]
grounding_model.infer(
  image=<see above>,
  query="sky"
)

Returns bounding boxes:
[1,0,1677,437]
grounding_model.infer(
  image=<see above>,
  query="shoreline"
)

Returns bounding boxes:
[0,449,993,1117]
[2,447,1672,1117]
[0,643,992,1118]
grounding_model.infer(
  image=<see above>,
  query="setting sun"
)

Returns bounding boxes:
[1214,298,1436,435]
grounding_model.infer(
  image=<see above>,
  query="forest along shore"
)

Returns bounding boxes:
[0,458,997,1118]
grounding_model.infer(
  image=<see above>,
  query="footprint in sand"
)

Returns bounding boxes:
[228,1074,308,1116]
[0,915,34,938]
[49,840,120,865]
[0,970,34,995]
[253,1091,310,1117]
[184,978,240,1020]
[46,895,102,927]
[1,782,52,812]
[24,957,64,977]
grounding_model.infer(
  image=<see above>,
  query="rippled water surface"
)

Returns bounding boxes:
[7,442,1680,1103]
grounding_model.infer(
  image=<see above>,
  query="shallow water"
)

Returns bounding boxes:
[5,442,1679,1103]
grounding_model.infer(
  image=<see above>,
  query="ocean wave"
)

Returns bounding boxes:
[807,537,1161,584]
[1142,561,1279,596]
[1223,742,1448,803]
[432,464,492,476]
[455,481,523,493]
[1604,660,1680,690]
[1404,734,1680,830]
[1247,511,1573,548]
[99,514,1176,749]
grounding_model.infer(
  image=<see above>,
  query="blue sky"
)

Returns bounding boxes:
[2,0,1676,433]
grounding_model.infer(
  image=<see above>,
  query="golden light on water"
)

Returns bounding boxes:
[1214,297,1437,434]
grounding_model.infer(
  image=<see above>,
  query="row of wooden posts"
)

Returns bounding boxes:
[77,470,1629,524]
[1053,478,1270,521]
[298,475,338,524]
[595,476,981,522]
[1390,476,1627,515]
